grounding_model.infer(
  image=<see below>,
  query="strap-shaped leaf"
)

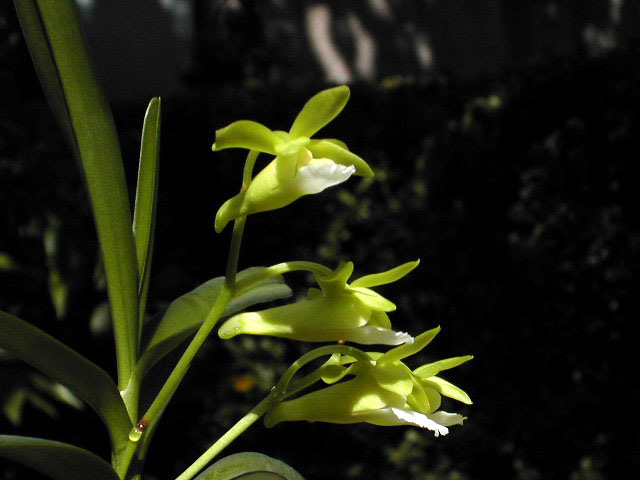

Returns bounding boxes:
[133,97,161,340]
[0,435,119,480]
[0,311,131,454]
[136,269,292,378]
[15,0,139,388]
[193,452,304,480]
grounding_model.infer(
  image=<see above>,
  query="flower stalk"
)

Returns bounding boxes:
[175,389,283,480]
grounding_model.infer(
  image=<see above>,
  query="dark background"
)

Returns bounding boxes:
[1,1,639,479]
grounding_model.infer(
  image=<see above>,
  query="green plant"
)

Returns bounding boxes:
[1,2,472,479]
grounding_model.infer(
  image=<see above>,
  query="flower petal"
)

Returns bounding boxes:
[344,326,413,345]
[218,296,369,341]
[368,311,392,329]
[322,138,349,150]
[422,376,473,405]
[213,120,281,154]
[265,376,400,427]
[308,139,374,177]
[378,326,441,365]
[317,261,354,296]
[294,160,355,195]
[372,363,414,396]
[289,85,350,138]
[407,376,442,414]
[351,260,420,288]
[320,362,351,384]
[428,410,467,426]
[413,355,474,379]
[350,287,396,312]
[355,407,450,436]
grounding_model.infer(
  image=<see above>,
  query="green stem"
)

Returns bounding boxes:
[120,370,142,423]
[225,216,246,287]
[234,261,333,291]
[225,149,257,287]
[276,344,372,395]
[114,439,139,479]
[140,285,233,425]
[175,389,282,480]
[285,369,324,398]
[119,150,259,476]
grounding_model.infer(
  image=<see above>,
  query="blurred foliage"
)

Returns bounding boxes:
[2,1,640,477]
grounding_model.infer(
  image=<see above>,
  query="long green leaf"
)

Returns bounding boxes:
[0,435,119,480]
[0,311,131,454]
[193,452,304,480]
[133,97,161,342]
[14,0,139,388]
[136,269,292,379]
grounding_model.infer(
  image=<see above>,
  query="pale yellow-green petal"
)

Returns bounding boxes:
[264,376,402,427]
[322,138,348,150]
[317,261,353,295]
[213,120,281,154]
[308,139,374,177]
[320,364,351,385]
[368,311,392,329]
[214,155,300,232]
[218,295,369,341]
[289,85,350,139]
[423,376,473,405]
[413,355,474,379]
[371,363,414,396]
[349,287,396,312]
[351,260,420,288]
[378,326,441,365]
[408,375,441,414]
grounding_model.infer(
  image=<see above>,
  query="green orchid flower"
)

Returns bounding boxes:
[212,86,374,232]
[265,327,473,437]
[218,260,420,345]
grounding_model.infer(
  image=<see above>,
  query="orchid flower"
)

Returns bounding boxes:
[212,86,374,232]
[218,260,419,345]
[265,327,473,437]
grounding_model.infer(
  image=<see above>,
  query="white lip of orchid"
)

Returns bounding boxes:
[346,326,414,345]
[354,407,450,436]
[294,158,356,195]
[427,410,467,427]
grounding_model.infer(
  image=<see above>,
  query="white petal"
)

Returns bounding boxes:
[355,407,450,436]
[346,326,414,345]
[295,160,355,194]
[428,410,467,426]
[391,408,450,436]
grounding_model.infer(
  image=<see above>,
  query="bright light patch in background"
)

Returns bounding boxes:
[158,0,192,38]
[306,4,352,83]
[348,13,376,80]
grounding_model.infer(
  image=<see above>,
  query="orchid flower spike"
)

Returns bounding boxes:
[218,260,420,345]
[265,327,473,437]
[212,86,374,232]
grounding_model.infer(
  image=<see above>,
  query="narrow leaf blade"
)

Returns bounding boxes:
[0,311,131,453]
[0,435,119,480]
[137,270,292,378]
[15,0,139,387]
[133,97,161,338]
